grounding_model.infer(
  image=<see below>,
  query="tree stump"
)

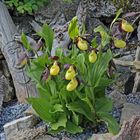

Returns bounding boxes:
[0,2,38,102]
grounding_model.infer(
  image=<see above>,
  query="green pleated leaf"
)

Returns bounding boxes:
[51,113,67,130]
[37,24,54,53]
[68,16,80,39]
[95,97,113,113]
[66,121,83,134]
[97,112,120,135]
[27,97,53,123]
[66,100,94,122]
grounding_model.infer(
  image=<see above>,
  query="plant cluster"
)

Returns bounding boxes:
[20,9,134,134]
[5,0,50,14]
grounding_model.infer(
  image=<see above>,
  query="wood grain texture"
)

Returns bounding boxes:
[0,2,38,102]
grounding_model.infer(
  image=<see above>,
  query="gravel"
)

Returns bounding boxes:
[126,93,140,105]
[54,127,94,140]
[111,108,122,122]
[0,102,29,133]
[0,133,5,140]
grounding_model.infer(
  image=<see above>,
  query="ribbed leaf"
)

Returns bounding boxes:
[66,100,94,122]
[68,16,80,39]
[97,112,120,135]
[51,113,67,130]
[27,98,53,123]
[95,97,113,112]
[66,121,83,134]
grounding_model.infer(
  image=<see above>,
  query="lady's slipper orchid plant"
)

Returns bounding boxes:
[20,9,134,135]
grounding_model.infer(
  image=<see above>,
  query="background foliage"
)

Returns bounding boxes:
[5,0,50,14]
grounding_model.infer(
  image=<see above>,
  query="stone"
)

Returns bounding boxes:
[120,103,140,124]
[137,21,140,42]
[109,90,127,108]
[4,115,38,139]
[119,55,134,61]
[35,0,80,24]
[35,134,59,140]
[0,76,5,109]
[0,50,4,60]
[88,0,116,18]
[0,57,15,106]
[62,138,71,140]
[124,73,137,95]
[1,75,15,102]
[2,60,11,78]
[0,133,6,140]
[113,116,140,140]
[89,133,113,140]
[6,126,59,140]
[24,106,38,116]
[128,0,140,12]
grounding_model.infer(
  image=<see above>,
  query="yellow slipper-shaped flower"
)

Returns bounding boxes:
[114,39,126,48]
[121,19,134,32]
[66,78,78,91]
[89,50,97,63]
[77,37,88,51]
[65,66,76,80]
[50,61,60,76]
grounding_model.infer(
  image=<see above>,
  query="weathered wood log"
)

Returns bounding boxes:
[0,2,38,102]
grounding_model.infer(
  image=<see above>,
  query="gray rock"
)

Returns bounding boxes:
[6,125,59,140]
[120,103,140,124]
[89,133,113,140]
[88,0,116,18]
[0,133,6,140]
[86,17,106,34]
[62,138,71,140]
[35,135,59,140]
[35,0,80,24]
[2,60,11,78]
[0,76,5,109]
[113,116,140,140]
[109,90,127,108]
[0,49,4,60]
[119,55,134,61]
[137,21,140,42]
[4,115,38,139]
[24,106,38,116]
[0,61,3,76]
[128,0,140,12]
[0,60,15,106]
[1,75,15,103]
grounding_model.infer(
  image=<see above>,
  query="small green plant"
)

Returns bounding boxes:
[20,9,134,134]
[5,0,50,14]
